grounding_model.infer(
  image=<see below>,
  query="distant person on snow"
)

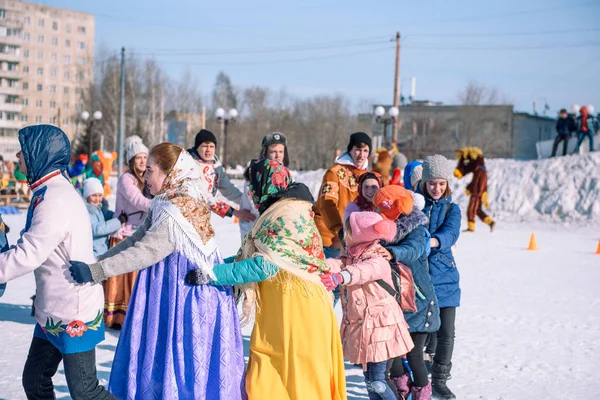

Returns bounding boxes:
[187,129,255,222]
[574,106,598,153]
[0,125,114,399]
[551,109,576,157]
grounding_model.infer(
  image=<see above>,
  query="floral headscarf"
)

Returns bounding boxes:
[248,159,293,214]
[150,148,218,278]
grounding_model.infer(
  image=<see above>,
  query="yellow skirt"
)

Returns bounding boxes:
[246,271,347,400]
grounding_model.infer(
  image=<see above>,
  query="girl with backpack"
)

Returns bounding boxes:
[321,211,414,400]
[373,185,440,400]
[420,155,462,400]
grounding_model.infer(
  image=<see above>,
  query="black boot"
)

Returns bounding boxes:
[432,362,456,399]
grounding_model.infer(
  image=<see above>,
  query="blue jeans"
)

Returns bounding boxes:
[574,131,595,152]
[364,361,396,400]
[22,336,115,400]
[323,246,341,305]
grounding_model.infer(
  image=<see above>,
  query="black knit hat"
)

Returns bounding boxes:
[194,129,217,148]
[347,132,372,155]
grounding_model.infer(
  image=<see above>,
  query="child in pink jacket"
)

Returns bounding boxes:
[321,211,414,400]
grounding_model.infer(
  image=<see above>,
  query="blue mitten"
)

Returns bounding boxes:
[69,261,93,283]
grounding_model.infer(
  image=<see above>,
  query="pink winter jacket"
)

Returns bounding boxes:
[113,172,151,238]
[327,241,414,370]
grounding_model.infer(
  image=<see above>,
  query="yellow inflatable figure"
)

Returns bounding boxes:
[96,150,117,197]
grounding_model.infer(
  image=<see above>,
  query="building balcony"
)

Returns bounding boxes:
[0,119,23,130]
[0,103,22,113]
[0,86,21,96]
[0,53,21,63]
[0,69,20,79]
[0,35,22,46]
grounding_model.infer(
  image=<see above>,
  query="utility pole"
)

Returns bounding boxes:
[392,32,401,144]
[118,47,126,175]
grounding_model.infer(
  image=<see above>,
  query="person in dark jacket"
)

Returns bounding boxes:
[551,109,576,157]
[420,154,461,400]
[373,185,440,400]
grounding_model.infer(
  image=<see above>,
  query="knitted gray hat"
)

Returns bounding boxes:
[410,164,423,189]
[420,154,452,190]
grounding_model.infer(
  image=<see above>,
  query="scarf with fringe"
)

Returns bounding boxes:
[235,198,330,325]
[150,149,218,280]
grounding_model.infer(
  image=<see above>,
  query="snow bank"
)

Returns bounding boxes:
[233,152,600,224]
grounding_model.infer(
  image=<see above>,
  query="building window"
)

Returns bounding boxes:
[63,118,69,126]
[5,95,17,104]
[37,84,42,91]
[65,39,70,48]
[64,86,70,95]
[77,72,84,81]
[79,42,85,50]
[36,100,42,108]
[66,24,71,33]
[24,16,30,25]
[52,37,58,46]
[36,116,42,123]
[52,22,58,30]
[50,85,56,93]
[63,102,70,110]
[37,50,43,60]
[22,98,28,105]
[75,103,83,112]
[64,71,70,80]
[23,82,28,90]
[0,9,5,19]
[36,67,43,75]
[77,57,85,65]
[38,19,44,28]
[23,66,29,74]
[24,33,30,41]
[24,49,29,58]
[51,68,56,77]
[64,55,70,64]
[50,101,56,110]
[51,53,57,62]
[37,35,44,43]
[22,114,28,122]
[77,26,85,34]
[75,88,82,95]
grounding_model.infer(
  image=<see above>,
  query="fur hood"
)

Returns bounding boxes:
[384,208,429,245]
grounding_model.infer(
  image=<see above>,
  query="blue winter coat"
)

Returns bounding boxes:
[403,161,423,191]
[382,209,440,333]
[422,195,461,308]
[86,202,121,257]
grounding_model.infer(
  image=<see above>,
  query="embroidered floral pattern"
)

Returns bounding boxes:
[66,320,88,338]
[44,317,64,337]
[335,165,359,191]
[320,181,339,200]
[43,310,102,339]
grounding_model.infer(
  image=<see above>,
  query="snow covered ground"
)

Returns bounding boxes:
[1,153,600,399]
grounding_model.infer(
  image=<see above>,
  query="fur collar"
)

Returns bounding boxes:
[385,208,428,245]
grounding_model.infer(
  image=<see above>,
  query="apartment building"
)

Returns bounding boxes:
[0,0,94,160]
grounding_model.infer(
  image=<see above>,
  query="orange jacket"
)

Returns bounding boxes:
[314,154,368,247]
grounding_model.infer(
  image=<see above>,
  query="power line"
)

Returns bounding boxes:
[404,42,600,51]
[408,27,600,38]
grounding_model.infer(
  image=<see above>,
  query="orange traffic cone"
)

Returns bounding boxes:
[595,238,600,255]
[527,233,538,251]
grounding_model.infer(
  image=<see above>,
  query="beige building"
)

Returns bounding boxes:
[0,0,94,160]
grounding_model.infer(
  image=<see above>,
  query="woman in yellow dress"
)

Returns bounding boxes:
[186,159,347,400]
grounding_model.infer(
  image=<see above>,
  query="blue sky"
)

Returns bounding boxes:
[44,0,600,115]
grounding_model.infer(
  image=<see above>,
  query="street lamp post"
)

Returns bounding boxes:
[374,106,399,148]
[215,107,238,166]
[81,110,103,156]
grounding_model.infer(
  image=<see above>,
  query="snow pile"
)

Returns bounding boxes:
[449,152,600,224]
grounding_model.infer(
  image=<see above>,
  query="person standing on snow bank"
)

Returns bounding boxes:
[70,143,245,399]
[187,128,255,223]
[239,132,290,240]
[420,154,462,400]
[551,109,576,157]
[0,125,114,400]
[574,105,598,153]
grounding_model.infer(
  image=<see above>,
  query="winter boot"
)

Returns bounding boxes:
[411,381,432,400]
[432,362,456,399]
[463,221,475,232]
[30,295,36,316]
[390,373,411,399]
